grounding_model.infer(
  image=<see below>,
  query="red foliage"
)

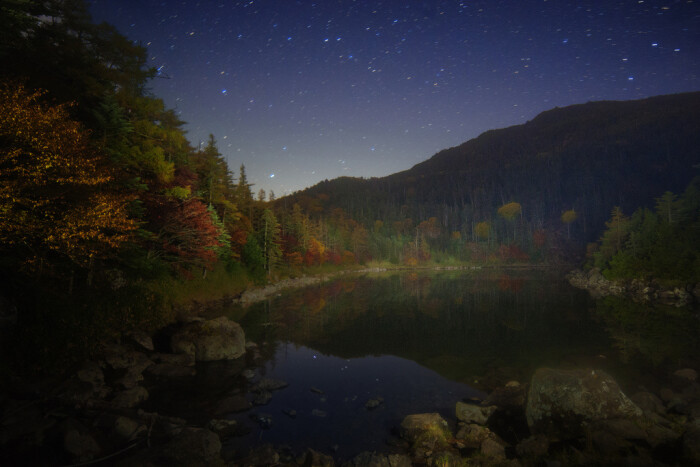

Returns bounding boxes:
[533,229,547,248]
[144,196,221,271]
[498,244,530,262]
[498,274,525,293]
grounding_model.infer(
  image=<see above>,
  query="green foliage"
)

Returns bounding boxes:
[241,234,266,282]
[591,179,700,283]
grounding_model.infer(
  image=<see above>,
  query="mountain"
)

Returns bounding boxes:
[281,92,700,246]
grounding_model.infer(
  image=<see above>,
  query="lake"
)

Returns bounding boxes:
[144,269,700,461]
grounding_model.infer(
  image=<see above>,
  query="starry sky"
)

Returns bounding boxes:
[88,0,700,196]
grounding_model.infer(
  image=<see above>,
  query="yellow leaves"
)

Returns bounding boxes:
[497,202,522,221]
[561,209,578,224]
[0,82,136,268]
[475,221,490,240]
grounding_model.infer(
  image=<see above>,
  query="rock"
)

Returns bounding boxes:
[673,368,698,382]
[252,390,272,406]
[683,420,700,464]
[399,413,452,455]
[113,416,145,440]
[64,429,101,463]
[480,437,507,460]
[111,386,148,409]
[596,418,646,440]
[253,377,288,391]
[213,394,251,415]
[245,443,281,465]
[299,448,335,467]
[630,391,666,416]
[128,330,154,351]
[102,344,152,372]
[455,401,496,425]
[207,418,241,438]
[145,362,197,378]
[516,434,550,459]
[365,397,384,410]
[156,427,222,464]
[644,422,681,448]
[171,316,246,361]
[76,361,105,388]
[455,423,493,449]
[526,368,642,440]
[485,382,527,409]
[151,352,196,366]
[242,369,255,379]
[342,451,412,467]
[426,450,463,466]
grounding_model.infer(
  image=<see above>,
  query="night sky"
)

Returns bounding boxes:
[88,0,700,196]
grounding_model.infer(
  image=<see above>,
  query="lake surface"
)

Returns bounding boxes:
[145,270,700,461]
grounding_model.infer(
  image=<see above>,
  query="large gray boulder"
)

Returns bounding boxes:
[171,316,245,361]
[526,368,642,440]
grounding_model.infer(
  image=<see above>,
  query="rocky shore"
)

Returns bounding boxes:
[2,311,700,465]
[567,268,699,307]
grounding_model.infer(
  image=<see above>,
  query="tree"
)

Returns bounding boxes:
[498,202,522,242]
[192,134,233,206]
[593,206,629,270]
[655,191,679,224]
[145,197,223,274]
[475,221,490,242]
[0,83,136,276]
[258,209,282,274]
[561,209,578,239]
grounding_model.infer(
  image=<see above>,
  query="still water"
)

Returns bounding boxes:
[146,270,699,460]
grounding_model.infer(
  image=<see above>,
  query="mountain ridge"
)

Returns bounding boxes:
[281,91,700,246]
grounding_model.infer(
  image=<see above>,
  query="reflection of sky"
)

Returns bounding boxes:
[236,344,483,459]
[89,0,700,196]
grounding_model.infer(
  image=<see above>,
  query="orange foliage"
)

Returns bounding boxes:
[0,83,135,269]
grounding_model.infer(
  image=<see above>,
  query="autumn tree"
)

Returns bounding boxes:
[475,221,490,242]
[593,206,629,270]
[498,202,522,242]
[561,209,578,239]
[0,83,136,277]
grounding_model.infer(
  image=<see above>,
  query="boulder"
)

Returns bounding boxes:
[683,420,700,464]
[399,413,450,444]
[213,394,252,415]
[155,427,222,464]
[252,377,289,391]
[113,416,145,440]
[673,368,698,383]
[298,448,335,467]
[480,437,507,460]
[630,391,666,416]
[342,451,412,467]
[515,434,550,459]
[455,423,493,449]
[111,386,148,409]
[207,419,241,438]
[64,429,101,463]
[128,330,154,351]
[455,401,496,425]
[526,368,642,440]
[171,316,245,361]
[485,381,526,409]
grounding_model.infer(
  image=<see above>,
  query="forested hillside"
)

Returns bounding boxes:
[280,93,700,263]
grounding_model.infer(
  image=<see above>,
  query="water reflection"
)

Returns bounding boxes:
[230,270,611,388]
[157,271,699,460]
